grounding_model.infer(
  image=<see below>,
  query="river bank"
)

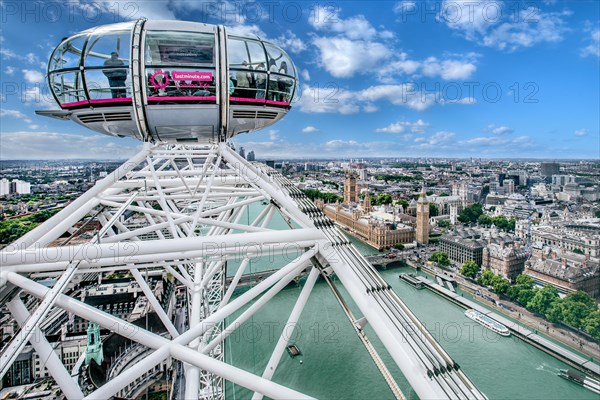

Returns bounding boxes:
[409,260,600,363]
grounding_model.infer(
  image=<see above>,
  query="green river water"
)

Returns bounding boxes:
[222,206,597,400]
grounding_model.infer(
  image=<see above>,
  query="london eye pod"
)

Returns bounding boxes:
[36,19,298,143]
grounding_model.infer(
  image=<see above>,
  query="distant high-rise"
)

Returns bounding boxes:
[238,146,246,159]
[498,173,506,186]
[416,188,429,245]
[247,150,255,161]
[504,179,515,195]
[540,162,559,179]
[266,160,275,168]
[9,179,31,195]
[358,168,367,180]
[0,178,9,196]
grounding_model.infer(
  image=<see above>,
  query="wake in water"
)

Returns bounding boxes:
[536,363,561,375]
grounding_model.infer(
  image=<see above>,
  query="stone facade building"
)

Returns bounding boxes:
[312,178,423,250]
[439,229,486,267]
[482,241,527,280]
[525,252,600,299]
[316,202,415,249]
[440,227,523,271]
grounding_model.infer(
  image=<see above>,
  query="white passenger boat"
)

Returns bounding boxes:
[465,309,510,337]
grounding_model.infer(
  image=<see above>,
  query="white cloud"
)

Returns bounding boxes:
[458,135,536,150]
[363,104,379,113]
[4,66,15,75]
[235,128,543,158]
[295,83,474,114]
[0,47,16,59]
[310,6,378,40]
[275,31,306,53]
[302,126,319,133]
[77,0,176,20]
[422,57,477,80]
[378,53,478,82]
[581,29,600,58]
[393,1,418,14]
[0,109,32,123]
[228,24,266,38]
[485,124,514,135]
[416,131,456,149]
[0,131,141,160]
[376,119,429,134]
[26,53,39,65]
[300,69,310,81]
[22,69,44,84]
[313,37,391,78]
[309,7,478,81]
[440,0,570,51]
[268,129,279,141]
[574,129,589,136]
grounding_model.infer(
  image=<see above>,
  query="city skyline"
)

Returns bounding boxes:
[1,0,599,159]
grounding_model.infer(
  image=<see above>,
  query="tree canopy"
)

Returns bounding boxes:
[302,189,343,204]
[477,214,516,231]
[457,203,483,224]
[460,260,480,278]
[429,251,451,267]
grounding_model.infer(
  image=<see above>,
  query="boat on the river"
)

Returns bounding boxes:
[464,309,510,337]
[558,369,600,394]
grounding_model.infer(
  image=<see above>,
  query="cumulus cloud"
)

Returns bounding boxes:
[295,83,474,113]
[77,0,176,20]
[0,47,16,59]
[415,131,456,149]
[300,69,310,81]
[302,126,319,133]
[0,109,32,123]
[421,57,477,80]
[581,29,600,58]
[484,124,514,135]
[310,7,478,81]
[25,53,39,65]
[440,0,570,51]
[227,24,266,38]
[4,66,15,75]
[22,69,44,84]
[275,31,307,53]
[458,135,536,151]
[376,119,429,134]
[313,37,391,78]
[310,6,378,40]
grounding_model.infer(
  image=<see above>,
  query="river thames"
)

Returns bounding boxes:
[223,209,596,399]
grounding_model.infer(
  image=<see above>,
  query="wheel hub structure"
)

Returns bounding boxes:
[0,142,487,399]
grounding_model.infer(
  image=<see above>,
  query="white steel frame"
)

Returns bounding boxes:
[0,142,486,399]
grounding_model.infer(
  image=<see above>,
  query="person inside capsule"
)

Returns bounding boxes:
[103,52,128,98]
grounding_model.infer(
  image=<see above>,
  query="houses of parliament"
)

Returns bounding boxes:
[314,172,430,249]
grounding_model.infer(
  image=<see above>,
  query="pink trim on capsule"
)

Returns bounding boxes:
[147,96,217,101]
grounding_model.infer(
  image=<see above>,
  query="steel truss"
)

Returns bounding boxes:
[0,142,486,399]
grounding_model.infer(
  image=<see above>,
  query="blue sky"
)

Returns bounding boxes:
[0,0,598,159]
